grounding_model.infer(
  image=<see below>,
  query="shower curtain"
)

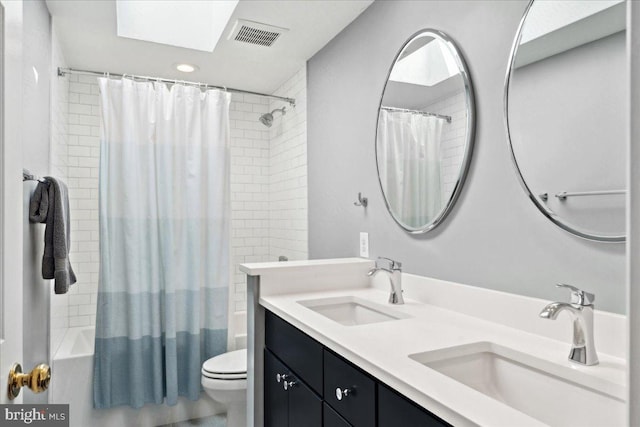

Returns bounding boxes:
[378,110,445,228]
[94,78,230,409]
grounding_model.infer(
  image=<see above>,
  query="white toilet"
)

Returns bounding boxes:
[201,348,248,427]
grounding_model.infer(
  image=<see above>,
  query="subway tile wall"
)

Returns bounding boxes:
[51,66,308,327]
[229,93,271,313]
[50,26,70,354]
[268,68,308,263]
[52,73,101,329]
[231,68,310,313]
[230,67,309,312]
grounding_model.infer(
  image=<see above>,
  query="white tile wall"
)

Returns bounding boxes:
[229,94,271,313]
[63,74,100,328]
[231,67,309,313]
[50,25,70,352]
[268,67,308,262]
[50,67,308,323]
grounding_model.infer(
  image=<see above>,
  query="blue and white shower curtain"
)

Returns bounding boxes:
[94,78,230,409]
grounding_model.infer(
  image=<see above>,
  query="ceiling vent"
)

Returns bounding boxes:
[228,19,288,47]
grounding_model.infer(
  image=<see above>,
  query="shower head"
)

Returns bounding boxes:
[259,107,287,128]
[259,113,273,127]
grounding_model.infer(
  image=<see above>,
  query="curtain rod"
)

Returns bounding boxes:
[381,106,452,123]
[57,67,296,107]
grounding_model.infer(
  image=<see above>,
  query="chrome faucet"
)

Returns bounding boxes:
[367,257,404,305]
[539,283,598,366]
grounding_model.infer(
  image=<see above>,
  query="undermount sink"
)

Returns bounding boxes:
[298,296,408,326]
[410,342,625,427]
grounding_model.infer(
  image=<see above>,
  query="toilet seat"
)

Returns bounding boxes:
[202,349,247,380]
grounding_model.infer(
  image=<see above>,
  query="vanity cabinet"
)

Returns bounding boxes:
[265,310,450,427]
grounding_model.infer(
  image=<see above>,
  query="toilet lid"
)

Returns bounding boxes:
[202,349,247,379]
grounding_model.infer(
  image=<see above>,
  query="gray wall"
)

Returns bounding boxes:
[307,0,626,313]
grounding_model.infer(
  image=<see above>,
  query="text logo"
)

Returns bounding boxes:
[0,405,69,426]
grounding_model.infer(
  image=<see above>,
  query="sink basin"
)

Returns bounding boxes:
[410,342,625,427]
[298,296,408,326]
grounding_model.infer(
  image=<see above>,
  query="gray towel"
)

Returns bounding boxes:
[29,177,77,294]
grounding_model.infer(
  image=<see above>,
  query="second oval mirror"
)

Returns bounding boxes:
[376,30,475,233]
[506,0,626,242]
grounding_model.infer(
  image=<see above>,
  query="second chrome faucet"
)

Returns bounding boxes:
[367,257,404,305]
[539,283,598,366]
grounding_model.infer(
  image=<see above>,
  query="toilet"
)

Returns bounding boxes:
[201,348,248,427]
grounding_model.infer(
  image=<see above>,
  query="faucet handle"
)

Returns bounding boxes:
[556,283,595,306]
[377,257,402,270]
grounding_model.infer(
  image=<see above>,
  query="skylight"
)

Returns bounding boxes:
[390,37,459,87]
[520,0,624,44]
[116,0,239,52]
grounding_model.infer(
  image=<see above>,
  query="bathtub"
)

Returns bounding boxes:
[51,326,232,427]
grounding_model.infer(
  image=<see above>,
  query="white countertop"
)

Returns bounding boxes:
[247,259,627,427]
[239,257,372,276]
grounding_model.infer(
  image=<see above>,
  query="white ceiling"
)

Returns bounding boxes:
[46,0,373,93]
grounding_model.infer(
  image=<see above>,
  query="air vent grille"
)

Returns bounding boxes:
[235,25,281,47]
[228,19,288,48]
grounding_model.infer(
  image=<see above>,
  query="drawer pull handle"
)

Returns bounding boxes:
[283,380,297,391]
[276,373,289,383]
[336,387,353,401]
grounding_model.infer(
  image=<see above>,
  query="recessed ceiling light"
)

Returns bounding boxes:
[176,63,198,73]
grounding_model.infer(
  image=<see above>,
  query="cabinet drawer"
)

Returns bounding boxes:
[323,402,351,427]
[265,310,324,394]
[378,383,451,427]
[323,350,375,427]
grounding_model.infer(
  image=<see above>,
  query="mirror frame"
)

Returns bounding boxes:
[375,29,476,234]
[504,1,625,243]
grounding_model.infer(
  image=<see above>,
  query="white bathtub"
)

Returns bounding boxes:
[54,327,95,359]
[51,327,226,427]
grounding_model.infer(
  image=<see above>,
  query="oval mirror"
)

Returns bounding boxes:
[506,0,626,242]
[375,30,475,233]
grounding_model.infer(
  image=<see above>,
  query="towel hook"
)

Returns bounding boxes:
[354,192,368,208]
